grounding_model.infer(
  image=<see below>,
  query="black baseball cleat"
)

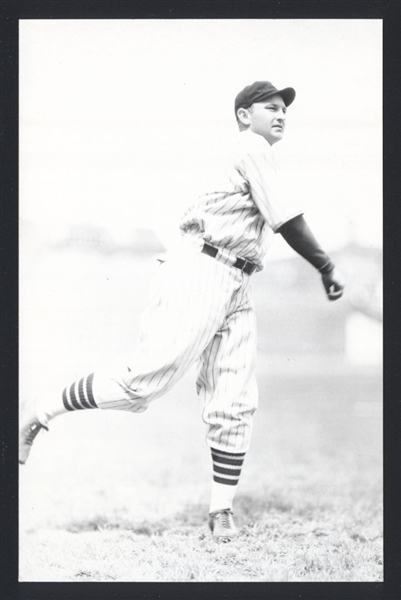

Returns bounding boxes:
[209,509,237,542]
[19,415,49,464]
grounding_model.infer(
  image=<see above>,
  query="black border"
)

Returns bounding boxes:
[1,1,400,599]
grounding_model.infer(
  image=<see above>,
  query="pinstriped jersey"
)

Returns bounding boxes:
[179,129,303,271]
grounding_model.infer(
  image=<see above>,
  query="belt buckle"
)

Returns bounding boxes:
[240,259,249,273]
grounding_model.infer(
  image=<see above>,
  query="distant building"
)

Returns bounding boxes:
[61,225,165,256]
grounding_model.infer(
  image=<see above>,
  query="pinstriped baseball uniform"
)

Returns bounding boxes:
[179,129,303,270]
[61,129,302,453]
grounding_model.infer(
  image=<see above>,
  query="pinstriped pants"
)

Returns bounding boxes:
[91,239,259,453]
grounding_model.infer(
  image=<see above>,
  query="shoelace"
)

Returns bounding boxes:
[218,511,232,529]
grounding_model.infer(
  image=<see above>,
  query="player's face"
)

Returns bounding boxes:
[247,95,288,145]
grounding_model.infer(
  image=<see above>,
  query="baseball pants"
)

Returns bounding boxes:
[64,238,259,454]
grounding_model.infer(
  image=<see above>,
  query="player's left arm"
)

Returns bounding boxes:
[237,141,344,300]
[277,214,345,301]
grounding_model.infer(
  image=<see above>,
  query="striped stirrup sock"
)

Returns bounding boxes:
[211,447,246,486]
[62,373,98,411]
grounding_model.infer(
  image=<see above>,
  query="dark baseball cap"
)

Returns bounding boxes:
[234,81,296,115]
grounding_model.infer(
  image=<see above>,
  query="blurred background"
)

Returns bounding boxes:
[18,20,382,581]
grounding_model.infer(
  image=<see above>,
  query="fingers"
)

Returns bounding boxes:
[327,284,344,301]
[321,269,345,301]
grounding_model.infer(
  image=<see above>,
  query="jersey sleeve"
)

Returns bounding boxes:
[236,134,303,232]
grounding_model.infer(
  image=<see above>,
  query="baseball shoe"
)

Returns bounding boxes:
[209,509,237,542]
[19,414,49,465]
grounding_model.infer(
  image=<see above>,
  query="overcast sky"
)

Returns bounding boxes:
[19,19,382,257]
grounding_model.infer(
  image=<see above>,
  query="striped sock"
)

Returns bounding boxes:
[62,373,98,411]
[209,448,246,513]
[38,373,99,424]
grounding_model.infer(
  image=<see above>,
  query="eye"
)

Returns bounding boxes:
[266,105,287,114]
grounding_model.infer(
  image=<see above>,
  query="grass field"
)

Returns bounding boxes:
[19,245,383,582]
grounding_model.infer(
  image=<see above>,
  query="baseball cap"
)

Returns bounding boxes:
[234,81,296,115]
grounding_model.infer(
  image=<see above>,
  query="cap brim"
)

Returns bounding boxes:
[277,87,296,107]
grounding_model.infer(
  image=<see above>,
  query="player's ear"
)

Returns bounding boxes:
[237,107,251,126]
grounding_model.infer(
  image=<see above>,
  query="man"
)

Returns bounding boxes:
[19,81,344,542]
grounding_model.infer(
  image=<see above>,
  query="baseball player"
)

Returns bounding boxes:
[19,81,344,542]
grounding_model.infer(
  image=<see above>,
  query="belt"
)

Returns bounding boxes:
[201,242,257,276]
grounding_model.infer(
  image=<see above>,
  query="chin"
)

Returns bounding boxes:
[267,135,283,146]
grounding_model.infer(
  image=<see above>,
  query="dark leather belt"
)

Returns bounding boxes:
[201,242,257,276]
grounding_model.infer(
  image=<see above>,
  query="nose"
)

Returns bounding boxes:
[276,109,286,121]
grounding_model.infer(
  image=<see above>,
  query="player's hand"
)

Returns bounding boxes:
[321,268,345,301]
